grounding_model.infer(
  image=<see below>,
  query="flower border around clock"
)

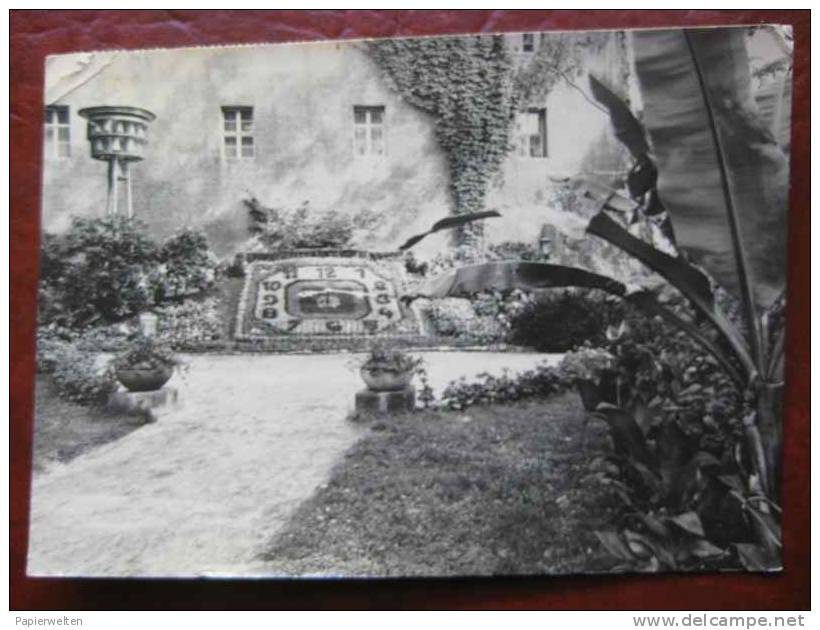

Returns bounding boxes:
[236,257,411,339]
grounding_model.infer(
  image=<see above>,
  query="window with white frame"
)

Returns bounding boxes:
[515,108,548,158]
[353,105,385,157]
[222,106,254,159]
[521,33,535,53]
[44,105,71,158]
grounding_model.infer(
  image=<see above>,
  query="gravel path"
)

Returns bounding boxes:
[27,351,557,577]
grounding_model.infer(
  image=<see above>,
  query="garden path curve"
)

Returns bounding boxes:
[27,351,556,577]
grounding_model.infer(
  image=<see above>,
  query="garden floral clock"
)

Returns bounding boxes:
[236,253,414,338]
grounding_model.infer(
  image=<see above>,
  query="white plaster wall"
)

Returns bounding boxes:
[486,32,631,247]
[42,34,632,258]
[43,42,453,256]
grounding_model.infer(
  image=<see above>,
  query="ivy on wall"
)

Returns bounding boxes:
[514,32,614,107]
[367,36,518,244]
[369,32,628,245]
[514,34,578,108]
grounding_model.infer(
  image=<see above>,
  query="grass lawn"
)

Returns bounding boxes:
[261,392,618,577]
[32,375,151,473]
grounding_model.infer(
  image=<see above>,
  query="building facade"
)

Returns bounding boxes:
[41,33,631,257]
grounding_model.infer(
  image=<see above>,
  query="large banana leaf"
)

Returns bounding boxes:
[632,28,789,320]
[575,178,640,216]
[588,211,756,381]
[589,74,658,199]
[626,290,745,387]
[588,212,711,302]
[398,210,501,251]
[403,261,747,386]
[589,74,649,160]
[402,262,627,301]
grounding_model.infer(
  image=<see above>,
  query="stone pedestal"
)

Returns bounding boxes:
[107,387,179,421]
[355,386,415,415]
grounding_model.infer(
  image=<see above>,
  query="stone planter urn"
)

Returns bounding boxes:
[109,335,181,420]
[116,365,174,393]
[354,344,420,415]
[359,366,414,392]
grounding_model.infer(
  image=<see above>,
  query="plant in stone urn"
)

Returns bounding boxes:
[112,335,184,392]
[357,340,423,392]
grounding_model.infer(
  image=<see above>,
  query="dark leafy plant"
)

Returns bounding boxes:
[223,253,247,278]
[402,28,788,569]
[593,509,730,573]
[582,304,770,571]
[39,216,217,328]
[37,322,133,372]
[510,290,626,352]
[152,228,216,301]
[559,345,617,385]
[588,30,788,508]
[39,216,158,327]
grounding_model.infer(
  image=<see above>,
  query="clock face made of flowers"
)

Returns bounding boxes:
[237,258,404,337]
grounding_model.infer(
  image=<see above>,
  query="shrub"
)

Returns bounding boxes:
[414,243,538,346]
[426,298,507,345]
[222,253,247,278]
[151,228,217,301]
[156,297,223,348]
[425,290,531,346]
[74,323,132,353]
[428,298,476,337]
[509,290,625,352]
[39,217,217,329]
[49,345,117,406]
[39,216,157,327]
[36,326,76,374]
[245,198,381,251]
[439,362,571,411]
[559,346,616,383]
[37,323,132,375]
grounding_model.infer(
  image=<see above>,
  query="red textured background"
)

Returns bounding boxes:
[10,10,810,610]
